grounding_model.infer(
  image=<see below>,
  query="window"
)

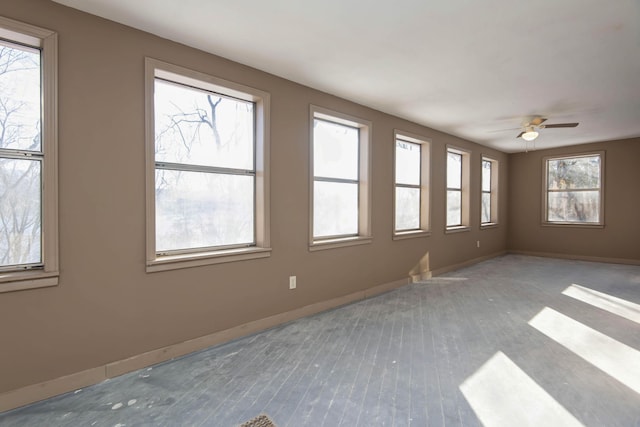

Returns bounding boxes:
[481,156,498,226]
[310,106,371,250]
[0,17,58,292]
[394,131,430,238]
[544,152,604,225]
[446,147,470,231]
[145,59,270,271]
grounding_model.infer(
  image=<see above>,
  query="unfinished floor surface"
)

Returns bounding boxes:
[1,255,639,426]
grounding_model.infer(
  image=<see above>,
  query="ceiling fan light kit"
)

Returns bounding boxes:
[516,117,579,143]
[521,127,539,141]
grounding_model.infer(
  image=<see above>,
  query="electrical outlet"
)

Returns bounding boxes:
[477,240,480,248]
[289,276,296,289]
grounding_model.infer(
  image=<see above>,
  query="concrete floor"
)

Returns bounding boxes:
[1,254,639,426]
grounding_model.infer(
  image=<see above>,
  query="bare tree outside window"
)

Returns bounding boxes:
[0,43,42,268]
[546,154,602,224]
[153,79,256,253]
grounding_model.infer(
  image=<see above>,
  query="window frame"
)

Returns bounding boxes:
[393,130,431,240]
[445,146,471,233]
[145,58,271,272]
[480,156,499,228]
[0,16,58,293]
[542,151,605,227]
[309,105,372,251]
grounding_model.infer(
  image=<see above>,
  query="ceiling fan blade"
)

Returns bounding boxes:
[543,123,579,128]
[516,131,524,138]
[530,117,547,126]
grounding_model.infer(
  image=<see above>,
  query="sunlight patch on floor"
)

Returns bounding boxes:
[562,284,640,325]
[529,307,640,394]
[459,351,584,427]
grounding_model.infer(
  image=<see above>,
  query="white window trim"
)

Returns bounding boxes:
[393,130,431,240]
[445,146,471,233]
[0,17,58,293]
[480,156,499,228]
[144,58,271,272]
[542,151,605,228]
[309,105,372,251]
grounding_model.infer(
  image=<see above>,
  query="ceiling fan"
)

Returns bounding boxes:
[517,117,579,141]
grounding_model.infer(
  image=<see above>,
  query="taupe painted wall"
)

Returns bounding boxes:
[0,0,508,395]
[508,138,640,262]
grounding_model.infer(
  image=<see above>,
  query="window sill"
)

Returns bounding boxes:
[445,226,471,234]
[309,236,373,252]
[480,223,499,230]
[147,247,272,273]
[542,222,604,229]
[393,230,431,241]
[0,270,59,293]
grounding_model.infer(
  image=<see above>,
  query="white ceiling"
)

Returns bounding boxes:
[53,0,640,153]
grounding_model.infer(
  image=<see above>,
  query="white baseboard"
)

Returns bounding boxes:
[0,276,409,413]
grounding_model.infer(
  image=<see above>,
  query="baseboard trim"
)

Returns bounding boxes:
[0,276,409,413]
[508,250,640,266]
[0,367,105,413]
[429,251,508,277]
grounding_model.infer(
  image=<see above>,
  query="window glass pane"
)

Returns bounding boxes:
[313,119,358,180]
[313,181,358,237]
[395,141,420,185]
[154,79,254,170]
[155,170,254,251]
[447,190,462,226]
[548,155,600,190]
[548,191,600,223]
[482,160,491,192]
[447,151,461,189]
[0,158,41,265]
[395,187,420,231]
[0,44,41,152]
[481,193,491,223]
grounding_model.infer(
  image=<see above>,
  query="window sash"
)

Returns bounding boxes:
[547,155,600,191]
[547,191,600,223]
[447,151,462,190]
[153,176,257,255]
[482,160,491,191]
[0,154,44,271]
[313,118,360,181]
[395,185,421,231]
[395,140,421,186]
[313,179,360,241]
[154,78,256,171]
[156,169,256,256]
[481,192,491,224]
[447,189,463,227]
